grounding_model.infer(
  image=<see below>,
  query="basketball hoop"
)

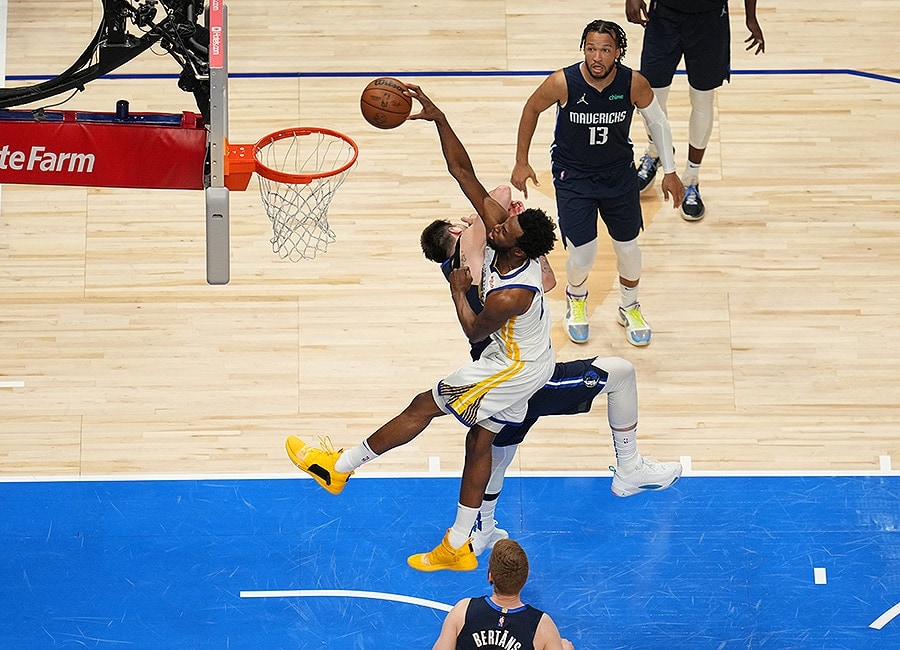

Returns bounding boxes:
[225,127,359,262]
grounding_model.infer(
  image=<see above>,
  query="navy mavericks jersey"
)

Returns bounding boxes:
[456,596,544,650]
[551,62,636,176]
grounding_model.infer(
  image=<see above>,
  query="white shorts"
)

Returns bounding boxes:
[433,341,555,432]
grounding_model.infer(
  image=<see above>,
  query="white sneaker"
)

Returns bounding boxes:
[610,456,682,497]
[471,526,509,557]
[564,291,589,343]
[617,301,651,347]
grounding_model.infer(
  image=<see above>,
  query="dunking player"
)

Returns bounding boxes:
[511,19,684,347]
[286,84,557,572]
[421,187,682,557]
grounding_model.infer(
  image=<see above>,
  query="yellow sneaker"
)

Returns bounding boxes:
[407,529,478,572]
[285,436,353,495]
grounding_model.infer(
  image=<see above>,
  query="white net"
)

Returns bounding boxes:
[255,129,358,261]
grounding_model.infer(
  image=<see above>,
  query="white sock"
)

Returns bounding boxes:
[620,284,639,308]
[477,495,499,535]
[334,439,377,473]
[612,424,640,471]
[683,161,701,185]
[449,504,480,548]
[646,142,659,159]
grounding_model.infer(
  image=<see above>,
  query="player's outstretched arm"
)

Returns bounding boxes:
[406,83,506,230]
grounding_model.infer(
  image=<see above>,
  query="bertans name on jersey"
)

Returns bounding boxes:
[567,110,627,125]
[470,628,523,649]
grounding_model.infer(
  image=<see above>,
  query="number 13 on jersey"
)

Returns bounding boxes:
[588,126,609,145]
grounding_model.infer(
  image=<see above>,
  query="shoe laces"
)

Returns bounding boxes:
[636,456,666,473]
[620,303,647,328]
[568,294,587,322]
[317,436,339,454]
[637,153,658,176]
[684,183,701,206]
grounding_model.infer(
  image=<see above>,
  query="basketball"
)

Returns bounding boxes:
[360,77,412,130]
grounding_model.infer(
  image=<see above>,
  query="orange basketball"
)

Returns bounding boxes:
[360,77,412,130]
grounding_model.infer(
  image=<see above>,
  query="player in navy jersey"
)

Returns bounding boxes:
[512,19,684,348]
[626,0,765,220]
[625,0,766,221]
[433,539,575,650]
[420,190,682,557]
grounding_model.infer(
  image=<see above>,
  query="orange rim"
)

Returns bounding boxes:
[252,127,359,185]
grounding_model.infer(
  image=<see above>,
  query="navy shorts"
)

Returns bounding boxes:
[640,1,731,91]
[493,358,609,447]
[553,170,643,246]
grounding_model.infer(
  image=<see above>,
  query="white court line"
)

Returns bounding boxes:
[0,380,26,388]
[3,467,900,483]
[870,602,900,630]
[240,588,453,613]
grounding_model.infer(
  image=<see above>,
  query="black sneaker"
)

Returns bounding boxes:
[635,153,660,193]
[681,182,706,221]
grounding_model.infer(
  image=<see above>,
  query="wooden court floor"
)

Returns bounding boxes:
[2,1,900,479]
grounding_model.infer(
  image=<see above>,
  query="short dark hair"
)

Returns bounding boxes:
[515,208,556,259]
[489,539,529,596]
[580,19,628,60]
[420,219,455,263]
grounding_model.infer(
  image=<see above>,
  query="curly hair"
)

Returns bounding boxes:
[514,208,557,259]
[420,219,455,263]
[580,19,628,61]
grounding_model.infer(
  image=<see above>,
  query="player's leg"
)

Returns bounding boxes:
[471,441,519,556]
[600,192,651,346]
[636,1,684,192]
[554,182,600,344]
[286,389,443,494]
[599,356,682,496]
[407,423,497,572]
[408,353,553,571]
[679,3,731,220]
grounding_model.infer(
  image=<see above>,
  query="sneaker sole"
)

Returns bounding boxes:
[611,474,680,498]
[617,314,651,347]
[681,208,705,221]
[407,555,478,572]
[566,328,589,344]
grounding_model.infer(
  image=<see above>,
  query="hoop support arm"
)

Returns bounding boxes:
[223,141,256,191]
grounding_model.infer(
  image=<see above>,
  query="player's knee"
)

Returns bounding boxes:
[688,87,715,149]
[565,238,597,286]
[596,356,635,384]
[611,237,641,281]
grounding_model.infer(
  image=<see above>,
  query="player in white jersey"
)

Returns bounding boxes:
[439,244,554,430]
[285,84,557,573]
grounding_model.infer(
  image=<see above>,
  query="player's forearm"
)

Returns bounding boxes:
[514,109,540,164]
[452,291,481,341]
[434,117,476,183]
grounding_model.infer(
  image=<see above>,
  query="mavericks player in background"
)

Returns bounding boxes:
[420,186,682,558]
[626,0,766,220]
[511,19,684,347]
[432,539,575,650]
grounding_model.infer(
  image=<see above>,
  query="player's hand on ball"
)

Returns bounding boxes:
[405,84,444,123]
